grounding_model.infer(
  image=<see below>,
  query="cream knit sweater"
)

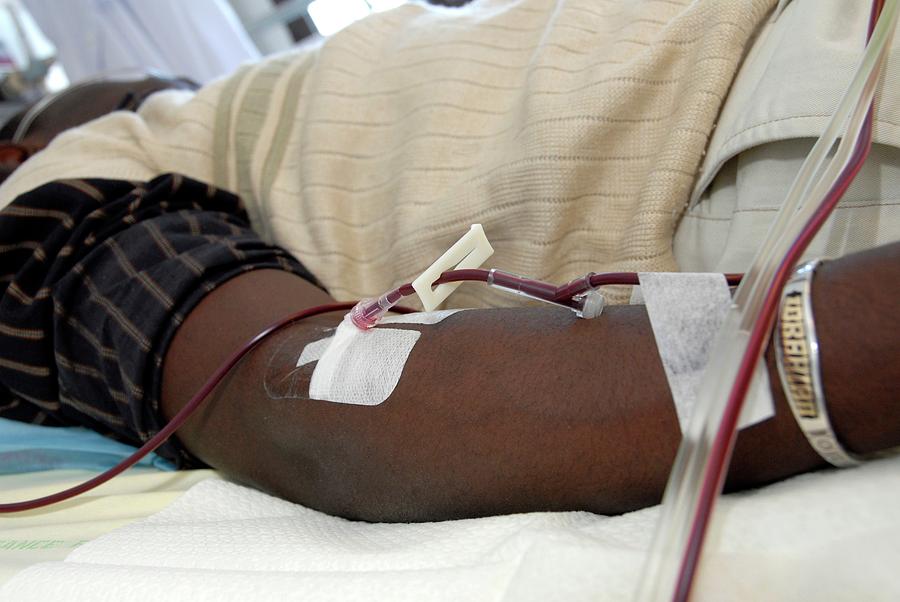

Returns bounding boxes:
[0,0,776,306]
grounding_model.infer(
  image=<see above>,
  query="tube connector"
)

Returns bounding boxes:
[488,268,605,318]
[572,289,605,319]
[349,289,404,329]
[565,272,605,319]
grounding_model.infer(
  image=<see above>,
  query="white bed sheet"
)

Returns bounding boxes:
[0,468,219,587]
[2,456,898,601]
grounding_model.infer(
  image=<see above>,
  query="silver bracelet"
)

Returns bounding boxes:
[775,259,862,468]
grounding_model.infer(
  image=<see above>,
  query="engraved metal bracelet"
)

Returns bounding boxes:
[775,259,862,468]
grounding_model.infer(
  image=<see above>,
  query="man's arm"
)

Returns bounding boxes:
[161,243,900,522]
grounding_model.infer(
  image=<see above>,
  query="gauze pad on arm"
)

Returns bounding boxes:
[309,318,420,406]
[282,310,466,405]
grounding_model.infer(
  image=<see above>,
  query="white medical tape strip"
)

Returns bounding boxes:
[308,316,420,405]
[296,336,333,367]
[638,272,775,432]
[743,361,774,427]
[379,308,466,325]
[629,285,644,305]
[298,309,463,368]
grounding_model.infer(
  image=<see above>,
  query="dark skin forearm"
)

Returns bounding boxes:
[161,243,900,522]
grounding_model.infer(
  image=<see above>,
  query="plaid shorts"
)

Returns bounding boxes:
[0,174,320,466]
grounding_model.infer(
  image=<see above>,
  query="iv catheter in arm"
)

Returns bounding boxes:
[0,267,740,513]
[635,0,898,599]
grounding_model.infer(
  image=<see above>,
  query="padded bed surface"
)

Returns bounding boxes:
[2,457,898,601]
[0,468,219,586]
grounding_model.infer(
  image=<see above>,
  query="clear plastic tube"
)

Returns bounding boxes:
[487,268,560,301]
[351,269,741,330]
[635,2,898,600]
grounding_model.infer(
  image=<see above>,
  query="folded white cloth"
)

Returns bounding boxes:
[3,455,899,601]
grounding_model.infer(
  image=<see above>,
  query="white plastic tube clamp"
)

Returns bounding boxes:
[411,224,494,311]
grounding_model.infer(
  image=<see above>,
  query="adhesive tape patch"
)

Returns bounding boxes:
[297,336,333,368]
[379,308,465,325]
[638,272,774,432]
[298,309,462,368]
[297,309,465,405]
[309,317,419,405]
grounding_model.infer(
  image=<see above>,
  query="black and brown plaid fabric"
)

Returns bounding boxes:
[0,174,320,466]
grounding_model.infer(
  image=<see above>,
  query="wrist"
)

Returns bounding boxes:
[810,247,900,456]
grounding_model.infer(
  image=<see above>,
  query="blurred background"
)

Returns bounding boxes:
[0,0,469,123]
